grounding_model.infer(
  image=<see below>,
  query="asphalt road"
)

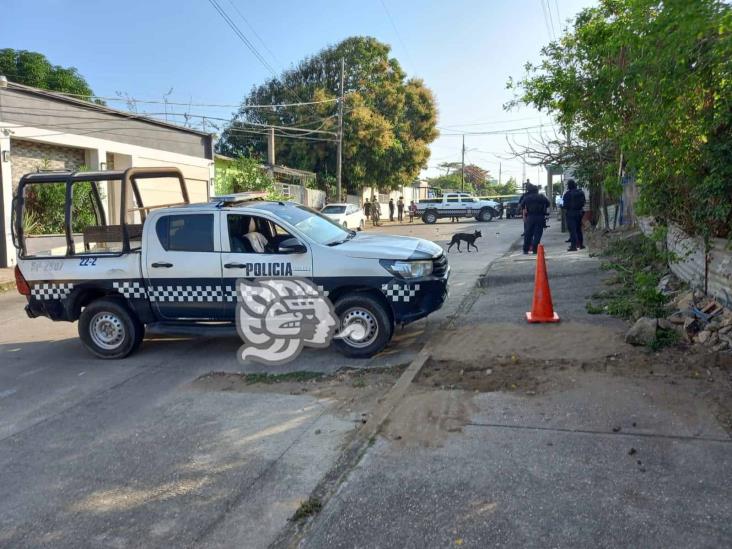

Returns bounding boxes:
[0,217,521,548]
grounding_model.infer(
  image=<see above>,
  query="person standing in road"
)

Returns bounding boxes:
[372,201,381,226]
[562,179,586,251]
[522,184,550,255]
[388,198,395,222]
[397,196,404,222]
[363,198,371,221]
[408,200,417,222]
[517,182,531,237]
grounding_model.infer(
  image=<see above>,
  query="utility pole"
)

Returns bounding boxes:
[522,161,526,191]
[461,134,465,192]
[267,127,275,166]
[498,162,502,185]
[336,57,345,202]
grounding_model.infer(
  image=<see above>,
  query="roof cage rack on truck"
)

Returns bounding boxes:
[12,167,189,257]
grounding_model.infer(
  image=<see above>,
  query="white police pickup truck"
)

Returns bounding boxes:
[416,192,500,224]
[12,168,449,359]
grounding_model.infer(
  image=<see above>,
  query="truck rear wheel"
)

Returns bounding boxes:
[423,210,438,224]
[332,294,393,358]
[478,208,493,222]
[79,298,143,359]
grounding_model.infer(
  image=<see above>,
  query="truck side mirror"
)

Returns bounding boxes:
[278,237,306,254]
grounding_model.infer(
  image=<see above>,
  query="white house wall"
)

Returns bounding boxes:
[0,122,214,267]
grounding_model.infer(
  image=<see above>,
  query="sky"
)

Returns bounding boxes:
[1,0,595,184]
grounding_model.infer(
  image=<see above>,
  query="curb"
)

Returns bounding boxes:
[273,238,523,548]
[271,348,432,549]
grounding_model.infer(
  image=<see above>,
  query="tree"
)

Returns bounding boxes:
[0,49,98,101]
[433,162,492,193]
[486,177,518,196]
[217,36,438,193]
[215,157,284,201]
[427,172,469,193]
[509,0,732,237]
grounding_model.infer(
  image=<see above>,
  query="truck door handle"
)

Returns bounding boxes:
[224,262,246,269]
[151,262,173,268]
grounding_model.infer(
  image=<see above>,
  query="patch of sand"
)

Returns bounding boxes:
[431,321,627,363]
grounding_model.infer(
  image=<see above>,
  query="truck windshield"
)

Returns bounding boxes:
[321,205,346,214]
[266,205,351,245]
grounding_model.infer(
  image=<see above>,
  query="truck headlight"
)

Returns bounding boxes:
[380,259,433,279]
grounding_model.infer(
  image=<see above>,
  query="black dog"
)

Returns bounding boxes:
[447,230,482,253]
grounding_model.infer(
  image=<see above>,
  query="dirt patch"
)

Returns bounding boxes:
[417,356,570,395]
[382,389,478,448]
[416,346,732,434]
[431,322,628,363]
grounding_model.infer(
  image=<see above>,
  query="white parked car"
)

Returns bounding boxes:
[320,203,366,230]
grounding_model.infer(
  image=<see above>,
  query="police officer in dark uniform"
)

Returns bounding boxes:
[522,184,550,255]
[562,179,586,251]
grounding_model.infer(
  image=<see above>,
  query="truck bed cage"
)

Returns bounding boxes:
[13,167,189,258]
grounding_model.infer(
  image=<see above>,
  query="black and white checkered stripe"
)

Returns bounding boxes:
[30,283,74,301]
[381,283,420,303]
[29,280,332,304]
[148,285,227,303]
[113,281,147,299]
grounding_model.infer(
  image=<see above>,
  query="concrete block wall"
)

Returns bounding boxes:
[10,138,85,188]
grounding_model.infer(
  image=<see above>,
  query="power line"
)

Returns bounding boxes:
[208,0,277,76]
[0,106,336,135]
[42,91,339,109]
[378,0,414,66]
[539,0,554,41]
[438,124,560,136]
[545,0,557,39]
[438,116,548,129]
[207,0,326,123]
[226,0,281,69]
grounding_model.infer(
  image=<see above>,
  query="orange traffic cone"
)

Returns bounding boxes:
[526,244,560,323]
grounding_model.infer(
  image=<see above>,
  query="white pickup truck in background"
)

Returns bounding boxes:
[416,192,500,224]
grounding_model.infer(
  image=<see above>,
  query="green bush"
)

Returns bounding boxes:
[590,234,670,320]
[25,177,99,235]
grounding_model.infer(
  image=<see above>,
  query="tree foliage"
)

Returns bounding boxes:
[428,163,517,195]
[0,49,98,101]
[509,0,732,238]
[214,157,284,200]
[217,36,438,193]
[431,163,494,194]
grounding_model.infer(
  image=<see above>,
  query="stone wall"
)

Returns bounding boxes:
[10,138,85,189]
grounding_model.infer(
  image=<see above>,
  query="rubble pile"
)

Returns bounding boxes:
[625,273,732,351]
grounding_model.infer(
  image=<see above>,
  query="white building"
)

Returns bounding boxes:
[0,78,214,267]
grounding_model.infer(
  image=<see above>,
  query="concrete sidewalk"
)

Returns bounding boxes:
[433,223,630,363]
[300,225,732,548]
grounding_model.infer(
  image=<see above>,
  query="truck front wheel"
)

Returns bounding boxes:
[423,211,438,224]
[478,208,494,222]
[332,294,393,358]
[79,298,144,359]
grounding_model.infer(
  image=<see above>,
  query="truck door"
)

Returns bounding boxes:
[142,212,223,320]
[219,213,313,320]
[461,196,477,216]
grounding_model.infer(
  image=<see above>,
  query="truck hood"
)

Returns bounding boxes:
[336,233,443,260]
